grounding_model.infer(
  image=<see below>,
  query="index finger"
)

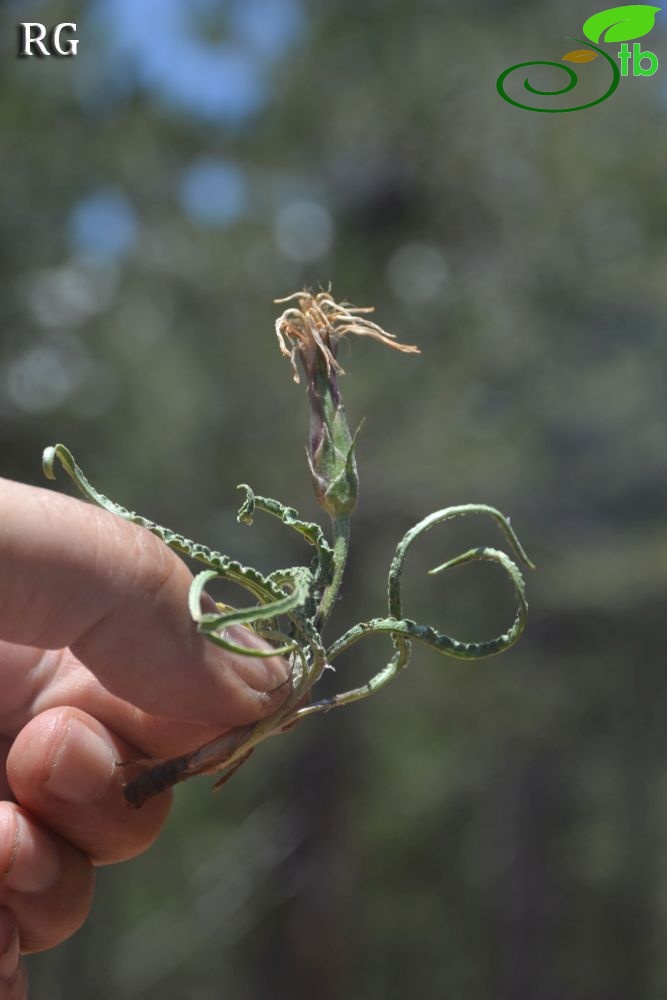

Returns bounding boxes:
[0,479,289,727]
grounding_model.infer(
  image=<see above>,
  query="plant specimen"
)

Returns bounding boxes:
[43,290,533,808]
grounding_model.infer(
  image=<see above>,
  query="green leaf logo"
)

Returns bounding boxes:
[583,5,661,43]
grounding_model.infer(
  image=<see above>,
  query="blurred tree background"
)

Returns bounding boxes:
[2,0,667,997]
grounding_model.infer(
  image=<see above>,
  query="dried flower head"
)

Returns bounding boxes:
[274,288,420,383]
[275,288,420,517]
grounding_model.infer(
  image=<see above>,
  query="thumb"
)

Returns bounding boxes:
[0,479,290,726]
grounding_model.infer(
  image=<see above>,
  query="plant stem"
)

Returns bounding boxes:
[315,514,350,631]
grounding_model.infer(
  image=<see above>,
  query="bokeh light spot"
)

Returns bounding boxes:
[273,200,334,262]
[386,241,448,303]
[69,188,138,263]
[179,158,249,228]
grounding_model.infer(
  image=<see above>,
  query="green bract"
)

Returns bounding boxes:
[43,290,533,807]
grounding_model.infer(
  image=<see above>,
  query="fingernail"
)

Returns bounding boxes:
[221,625,291,693]
[2,814,59,894]
[46,719,115,805]
[0,909,19,982]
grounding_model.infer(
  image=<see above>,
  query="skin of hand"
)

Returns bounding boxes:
[0,478,290,997]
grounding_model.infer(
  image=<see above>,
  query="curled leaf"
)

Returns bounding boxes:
[582,5,661,44]
[562,49,599,62]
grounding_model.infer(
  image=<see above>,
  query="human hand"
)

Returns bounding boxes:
[0,478,290,997]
